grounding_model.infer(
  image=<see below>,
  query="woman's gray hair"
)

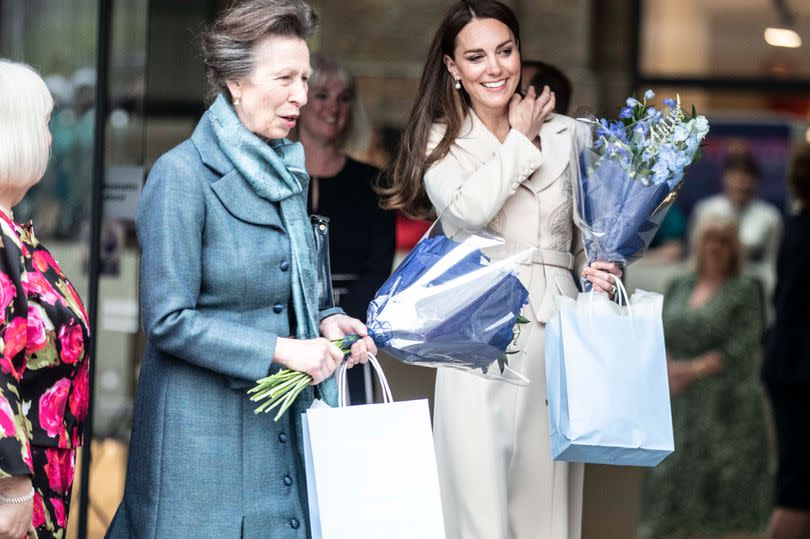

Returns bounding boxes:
[201,0,319,103]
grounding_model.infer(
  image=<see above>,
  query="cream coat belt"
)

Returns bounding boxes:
[520,249,574,270]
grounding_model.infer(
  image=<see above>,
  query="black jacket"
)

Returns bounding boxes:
[762,211,810,383]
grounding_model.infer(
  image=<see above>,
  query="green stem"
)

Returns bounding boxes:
[249,334,360,418]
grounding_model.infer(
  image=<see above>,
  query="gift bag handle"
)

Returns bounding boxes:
[336,353,393,408]
[586,274,633,319]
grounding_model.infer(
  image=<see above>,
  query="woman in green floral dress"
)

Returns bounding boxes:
[641,214,772,539]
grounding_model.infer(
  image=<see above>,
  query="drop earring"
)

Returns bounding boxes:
[234,96,241,106]
[454,80,461,90]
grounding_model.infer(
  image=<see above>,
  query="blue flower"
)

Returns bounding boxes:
[626,97,642,108]
[644,89,655,100]
[663,98,676,108]
[620,107,634,119]
[644,107,661,121]
[671,124,690,143]
[651,159,670,185]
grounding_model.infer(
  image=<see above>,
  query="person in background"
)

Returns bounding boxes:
[105,2,374,537]
[642,213,772,538]
[297,54,395,403]
[691,150,781,303]
[524,60,572,114]
[761,143,810,539]
[0,59,91,539]
[378,1,621,536]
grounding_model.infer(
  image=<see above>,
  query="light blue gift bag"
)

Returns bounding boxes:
[544,284,674,467]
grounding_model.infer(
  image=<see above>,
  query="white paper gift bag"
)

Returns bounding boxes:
[545,282,674,467]
[302,355,446,538]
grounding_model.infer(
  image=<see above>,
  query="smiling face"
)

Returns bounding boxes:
[443,17,521,118]
[697,225,738,278]
[226,34,310,140]
[299,70,353,144]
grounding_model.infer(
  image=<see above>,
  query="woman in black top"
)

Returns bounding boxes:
[762,142,810,539]
[299,54,395,403]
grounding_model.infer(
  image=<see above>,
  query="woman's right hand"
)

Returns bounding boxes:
[0,476,34,539]
[273,337,344,384]
[508,85,556,142]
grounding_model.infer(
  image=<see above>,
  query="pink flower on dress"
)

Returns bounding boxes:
[51,497,67,527]
[27,305,49,354]
[32,249,62,276]
[44,448,75,494]
[0,272,16,323]
[0,394,16,437]
[69,360,89,421]
[1,317,27,380]
[32,492,46,529]
[58,320,84,365]
[23,272,63,306]
[39,378,70,439]
[23,442,33,473]
[64,280,89,327]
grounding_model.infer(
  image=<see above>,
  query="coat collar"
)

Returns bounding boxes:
[455,109,572,194]
[191,110,236,177]
[189,110,283,226]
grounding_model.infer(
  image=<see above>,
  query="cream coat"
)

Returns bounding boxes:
[426,111,588,539]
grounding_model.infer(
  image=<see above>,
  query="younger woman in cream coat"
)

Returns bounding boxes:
[378,1,621,538]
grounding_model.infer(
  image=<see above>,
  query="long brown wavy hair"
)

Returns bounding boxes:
[376,0,522,220]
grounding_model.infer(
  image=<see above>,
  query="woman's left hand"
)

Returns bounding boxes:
[582,261,623,298]
[319,314,377,369]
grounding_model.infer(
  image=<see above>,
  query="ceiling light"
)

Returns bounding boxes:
[764,27,802,48]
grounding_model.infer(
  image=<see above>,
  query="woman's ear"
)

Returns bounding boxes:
[443,54,460,82]
[225,81,241,101]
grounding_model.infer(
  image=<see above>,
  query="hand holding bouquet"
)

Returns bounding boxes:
[249,314,375,421]
[249,225,535,419]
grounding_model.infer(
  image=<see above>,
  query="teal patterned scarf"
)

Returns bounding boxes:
[208,94,320,341]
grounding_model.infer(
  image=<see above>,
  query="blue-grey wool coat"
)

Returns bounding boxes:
[105,111,341,539]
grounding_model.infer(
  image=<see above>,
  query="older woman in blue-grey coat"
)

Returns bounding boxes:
[105,1,376,538]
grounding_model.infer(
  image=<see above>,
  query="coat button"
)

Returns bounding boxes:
[290,518,300,529]
[279,260,290,272]
[283,475,293,486]
[278,432,288,443]
[273,304,284,314]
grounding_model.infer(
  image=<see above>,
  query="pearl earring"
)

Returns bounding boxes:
[234,96,241,106]
[454,80,461,90]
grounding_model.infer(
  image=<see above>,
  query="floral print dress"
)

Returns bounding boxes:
[0,209,90,539]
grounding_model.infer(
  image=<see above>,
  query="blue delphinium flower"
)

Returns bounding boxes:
[663,98,676,108]
[644,89,655,100]
[672,123,690,143]
[620,106,634,119]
